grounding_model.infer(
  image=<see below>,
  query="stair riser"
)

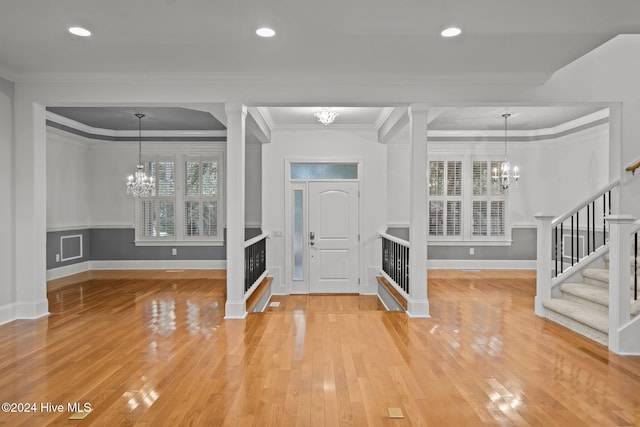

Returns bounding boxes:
[561,292,608,314]
[544,310,608,346]
[582,276,638,293]
[603,260,640,274]
[584,277,609,289]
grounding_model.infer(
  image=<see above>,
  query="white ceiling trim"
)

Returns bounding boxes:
[247,107,272,144]
[271,124,378,131]
[255,107,276,130]
[429,108,609,139]
[374,107,396,130]
[10,71,552,86]
[46,111,227,138]
[378,107,409,144]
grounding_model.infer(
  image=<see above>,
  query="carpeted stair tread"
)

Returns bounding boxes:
[543,298,608,334]
[582,268,609,283]
[559,282,608,307]
[632,299,640,317]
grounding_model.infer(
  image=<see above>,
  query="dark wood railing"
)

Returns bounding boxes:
[380,232,410,295]
[551,180,619,278]
[244,233,268,296]
[626,159,640,175]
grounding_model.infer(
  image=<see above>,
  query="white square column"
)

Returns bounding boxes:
[407,103,430,317]
[14,96,49,319]
[224,103,247,319]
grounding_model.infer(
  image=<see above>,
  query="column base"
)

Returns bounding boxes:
[534,296,546,317]
[15,299,49,320]
[407,299,430,318]
[224,301,247,319]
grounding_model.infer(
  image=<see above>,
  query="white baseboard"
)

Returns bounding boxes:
[89,260,227,270]
[46,260,227,281]
[0,303,15,326]
[15,299,49,320]
[224,301,247,319]
[427,259,536,270]
[46,261,91,281]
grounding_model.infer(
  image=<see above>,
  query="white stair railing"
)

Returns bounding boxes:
[535,179,620,317]
[607,216,640,354]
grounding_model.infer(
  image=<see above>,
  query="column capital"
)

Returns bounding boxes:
[534,213,556,220]
[605,215,637,224]
[408,103,430,115]
[225,103,247,116]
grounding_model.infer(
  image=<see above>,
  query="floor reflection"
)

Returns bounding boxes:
[147,300,176,336]
[471,302,504,357]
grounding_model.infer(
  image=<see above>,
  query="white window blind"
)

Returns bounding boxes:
[139,157,176,239]
[471,160,506,238]
[428,159,462,237]
[135,151,224,245]
[428,157,508,242]
[184,156,220,239]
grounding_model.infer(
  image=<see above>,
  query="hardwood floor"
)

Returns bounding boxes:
[1,269,640,426]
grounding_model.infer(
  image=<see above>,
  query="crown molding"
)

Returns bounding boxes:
[11,71,552,86]
[46,111,227,139]
[272,123,378,131]
[374,107,395,130]
[0,64,18,83]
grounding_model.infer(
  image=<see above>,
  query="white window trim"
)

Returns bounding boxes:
[133,143,225,246]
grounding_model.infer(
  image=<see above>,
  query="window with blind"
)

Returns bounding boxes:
[428,157,508,242]
[184,156,220,239]
[472,160,505,237]
[135,153,224,245]
[139,157,176,239]
[428,160,463,237]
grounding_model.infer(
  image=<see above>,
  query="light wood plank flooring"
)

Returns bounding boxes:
[1,269,639,426]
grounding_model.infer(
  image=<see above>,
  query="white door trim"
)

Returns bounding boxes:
[283,158,364,295]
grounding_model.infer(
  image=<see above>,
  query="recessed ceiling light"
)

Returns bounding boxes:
[441,27,462,38]
[69,27,92,37]
[256,27,276,38]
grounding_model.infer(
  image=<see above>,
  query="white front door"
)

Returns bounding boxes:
[308,181,359,293]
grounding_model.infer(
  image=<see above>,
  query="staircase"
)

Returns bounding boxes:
[543,254,640,346]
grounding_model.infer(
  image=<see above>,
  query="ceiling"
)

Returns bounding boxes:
[13,1,628,132]
[1,1,639,78]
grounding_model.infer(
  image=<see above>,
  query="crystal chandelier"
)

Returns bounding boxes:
[313,108,339,126]
[492,113,520,191]
[126,113,155,197]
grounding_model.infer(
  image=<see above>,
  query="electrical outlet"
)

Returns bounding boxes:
[469,247,475,255]
[172,248,177,256]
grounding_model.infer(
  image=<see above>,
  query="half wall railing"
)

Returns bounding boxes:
[379,232,410,298]
[244,233,268,299]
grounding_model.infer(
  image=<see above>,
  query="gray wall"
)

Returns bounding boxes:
[47,227,262,269]
[386,227,536,260]
[46,229,91,269]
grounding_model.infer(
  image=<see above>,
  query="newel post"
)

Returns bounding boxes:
[606,215,636,353]
[535,214,555,317]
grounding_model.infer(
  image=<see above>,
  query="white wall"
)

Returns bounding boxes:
[87,141,138,228]
[262,128,387,294]
[46,130,90,230]
[386,122,609,228]
[528,35,640,216]
[0,77,14,317]
[46,129,262,230]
